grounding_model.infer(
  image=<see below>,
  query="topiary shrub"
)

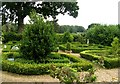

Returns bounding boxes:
[66,42,71,51]
[111,37,120,55]
[20,10,55,62]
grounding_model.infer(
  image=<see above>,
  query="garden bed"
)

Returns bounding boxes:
[59,42,111,53]
[80,50,120,68]
[2,52,93,75]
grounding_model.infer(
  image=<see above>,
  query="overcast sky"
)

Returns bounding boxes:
[24,0,119,29]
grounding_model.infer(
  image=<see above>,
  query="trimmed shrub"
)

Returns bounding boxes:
[59,45,66,51]
[20,11,55,62]
[80,50,119,68]
[2,60,93,75]
[66,42,71,51]
[72,48,102,53]
[2,32,22,43]
[2,52,93,75]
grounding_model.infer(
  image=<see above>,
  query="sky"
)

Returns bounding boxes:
[24,0,119,29]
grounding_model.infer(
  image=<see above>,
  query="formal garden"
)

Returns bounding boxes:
[1,2,120,83]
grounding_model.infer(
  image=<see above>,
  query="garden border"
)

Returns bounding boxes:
[80,50,119,68]
[2,52,93,75]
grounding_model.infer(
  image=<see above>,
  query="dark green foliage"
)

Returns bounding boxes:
[20,11,55,62]
[59,42,106,53]
[56,25,85,33]
[62,32,74,43]
[73,33,86,44]
[111,37,120,55]
[66,42,71,51]
[2,32,22,43]
[87,23,100,30]
[56,34,64,43]
[59,45,66,51]
[80,50,120,68]
[104,58,119,68]
[86,24,120,46]
[60,53,89,63]
[2,52,93,75]
[2,2,79,32]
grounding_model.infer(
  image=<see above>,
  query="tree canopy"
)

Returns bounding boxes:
[86,24,120,46]
[55,25,85,33]
[2,2,79,32]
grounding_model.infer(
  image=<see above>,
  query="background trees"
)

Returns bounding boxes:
[55,25,85,33]
[86,24,120,46]
[2,2,79,32]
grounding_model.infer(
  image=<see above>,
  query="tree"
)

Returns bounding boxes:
[20,11,55,62]
[86,24,120,46]
[87,23,100,30]
[2,2,79,32]
[62,31,74,43]
[58,25,85,33]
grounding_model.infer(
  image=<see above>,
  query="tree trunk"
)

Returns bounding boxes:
[17,3,24,33]
[18,16,24,33]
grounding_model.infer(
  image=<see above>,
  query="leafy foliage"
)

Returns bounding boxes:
[111,37,120,55]
[55,25,85,33]
[86,24,120,46]
[20,11,55,62]
[66,42,71,51]
[62,32,74,43]
[2,2,79,32]
[50,65,96,84]
[80,50,120,68]
[50,65,80,84]
[2,32,22,43]
[2,51,93,75]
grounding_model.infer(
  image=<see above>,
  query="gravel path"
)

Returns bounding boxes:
[0,50,119,82]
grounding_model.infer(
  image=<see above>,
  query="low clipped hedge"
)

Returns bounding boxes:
[2,32,22,43]
[59,43,106,53]
[59,45,66,51]
[71,47,105,53]
[2,52,93,75]
[80,50,119,68]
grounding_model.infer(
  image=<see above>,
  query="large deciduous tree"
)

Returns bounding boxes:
[2,2,79,32]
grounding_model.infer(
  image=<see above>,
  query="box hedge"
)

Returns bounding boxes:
[80,50,119,68]
[2,52,93,75]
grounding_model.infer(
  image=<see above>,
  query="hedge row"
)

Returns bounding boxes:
[2,52,93,75]
[80,50,119,68]
[59,45,66,51]
[71,48,105,53]
[2,32,22,43]
[61,53,85,63]
[59,45,104,53]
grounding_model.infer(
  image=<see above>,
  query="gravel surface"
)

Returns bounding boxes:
[1,68,119,82]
